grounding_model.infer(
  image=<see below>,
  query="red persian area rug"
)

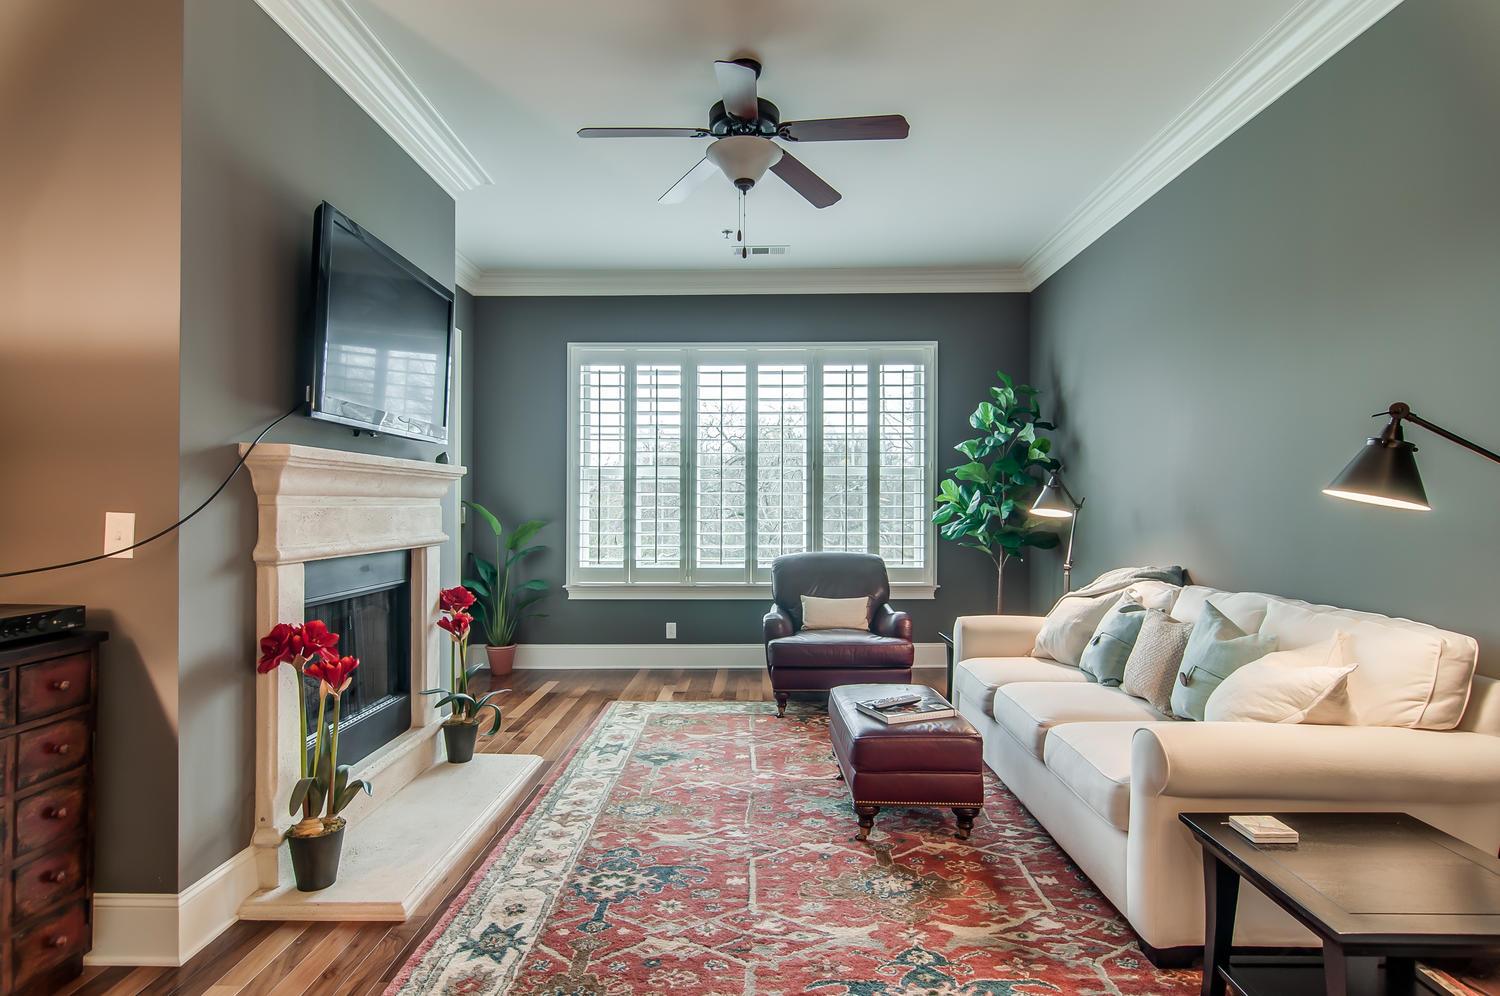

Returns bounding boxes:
[388,702,1199,995]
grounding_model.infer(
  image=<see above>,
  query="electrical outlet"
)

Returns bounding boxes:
[665,622,677,640]
[104,511,135,559]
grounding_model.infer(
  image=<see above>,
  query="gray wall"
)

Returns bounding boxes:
[470,294,1033,644]
[177,0,456,887]
[0,0,184,894]
[1030,0,1500,670]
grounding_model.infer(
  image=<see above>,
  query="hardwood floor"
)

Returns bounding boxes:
[65,666,945,996]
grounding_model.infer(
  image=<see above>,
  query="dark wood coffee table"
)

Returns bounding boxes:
[1180,812,1500,996]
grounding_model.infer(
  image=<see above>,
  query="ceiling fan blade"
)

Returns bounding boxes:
[578,127,708,138]
[779,115,909,142]
[769,151,841,209]
[659,156,718,204]
[713,60,760,120]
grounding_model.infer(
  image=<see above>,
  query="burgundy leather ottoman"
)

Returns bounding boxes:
[828,684,985,841]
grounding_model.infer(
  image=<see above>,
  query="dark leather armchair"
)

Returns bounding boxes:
[763,552,914,716]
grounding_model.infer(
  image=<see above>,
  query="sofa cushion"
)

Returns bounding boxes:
[1122,610,1193,716]
[1171,586,1477,730]
[1261,598,1474,730]
[766,629,913,669]
[1044,722,1151,831]
[954,656,1088,717]
[992,682,1165,759]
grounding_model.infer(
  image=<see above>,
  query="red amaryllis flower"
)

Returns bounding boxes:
[439,585,476,612]
[299,619,340,661]
[258,623,300,673]
[305,654,360,691]
[437,611,472,641]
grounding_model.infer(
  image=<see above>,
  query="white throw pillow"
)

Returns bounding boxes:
[1205,634,1359,724]
[800,595,870,630]
[1032,591,1125,667]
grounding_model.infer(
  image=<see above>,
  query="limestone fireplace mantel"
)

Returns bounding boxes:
[235,443,541,920]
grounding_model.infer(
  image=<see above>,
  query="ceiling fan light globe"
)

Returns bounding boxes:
[706,136,783,188]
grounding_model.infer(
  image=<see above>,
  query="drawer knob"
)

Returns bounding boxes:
[51,679,73,691]
[48,934,70,949]
[45,870,69,884]
[45,806,69,819]
[48,742,73,755]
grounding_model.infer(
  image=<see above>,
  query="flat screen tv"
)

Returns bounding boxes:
[307,202,453,443]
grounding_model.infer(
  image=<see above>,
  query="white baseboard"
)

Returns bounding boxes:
[88,846,259,967]
[515,642,948,670]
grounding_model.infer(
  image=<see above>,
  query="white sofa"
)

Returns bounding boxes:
[953,584,1500,962]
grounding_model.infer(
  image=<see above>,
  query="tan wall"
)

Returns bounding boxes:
[0,0,184,891]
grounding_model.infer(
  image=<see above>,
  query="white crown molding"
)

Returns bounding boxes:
[88,847,260,967]
[1022,0,1404,288]
[254,0,491,197]
[454,251,483,294]
[515,643,949,670]
[464,266,1030,296]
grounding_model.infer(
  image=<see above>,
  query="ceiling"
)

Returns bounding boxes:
[309,0,1387,284]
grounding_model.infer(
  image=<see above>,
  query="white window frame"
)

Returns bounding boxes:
[565,341,938,600]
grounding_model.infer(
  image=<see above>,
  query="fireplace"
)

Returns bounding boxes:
[304,551,411,767]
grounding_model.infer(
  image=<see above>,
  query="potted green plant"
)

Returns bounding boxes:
[257,622,372,892]
[932,371,1062,613]
[462,502,549,677]
[420,586,508,763]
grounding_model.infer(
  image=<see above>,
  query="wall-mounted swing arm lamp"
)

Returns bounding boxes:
[1324,402,1500,511]
[1030,468,1086,592]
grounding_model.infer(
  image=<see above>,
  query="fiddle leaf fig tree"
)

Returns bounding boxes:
[932,371,1062,613]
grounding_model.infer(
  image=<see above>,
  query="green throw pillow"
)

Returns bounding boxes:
[1170,602,1278,720]
[1079,603,1147,686]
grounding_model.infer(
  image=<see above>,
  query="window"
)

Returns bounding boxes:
[567,342,937,597]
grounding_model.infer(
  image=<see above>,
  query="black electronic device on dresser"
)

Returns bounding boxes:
[0,605,85,647]
[0,628,104,994]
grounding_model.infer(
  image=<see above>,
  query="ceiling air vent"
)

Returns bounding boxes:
[730,245,789,257]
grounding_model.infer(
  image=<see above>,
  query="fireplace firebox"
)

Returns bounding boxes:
[304,550,411,767]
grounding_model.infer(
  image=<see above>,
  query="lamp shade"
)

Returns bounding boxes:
[1323,430,1431,511]
[1031,473,1076,519]
[705,136,782,189]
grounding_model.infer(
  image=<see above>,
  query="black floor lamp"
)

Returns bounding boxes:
[1324,402,1500,510]
[1031,468,1085,593]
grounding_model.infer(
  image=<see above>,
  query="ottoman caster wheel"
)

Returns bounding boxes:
[856,805,879,841]
[953,807,979,840]
[775,693,789,718]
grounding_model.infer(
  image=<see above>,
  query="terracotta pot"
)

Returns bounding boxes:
[443,719,479,763]
[288,822,345,892]
[486,643,517,677]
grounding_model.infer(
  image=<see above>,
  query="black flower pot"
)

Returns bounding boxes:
[443,720,479,763]
[288,823,345,892]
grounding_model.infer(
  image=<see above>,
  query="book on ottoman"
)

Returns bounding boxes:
[855,690,955,725]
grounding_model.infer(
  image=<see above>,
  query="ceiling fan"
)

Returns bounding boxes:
[578,58,909,209]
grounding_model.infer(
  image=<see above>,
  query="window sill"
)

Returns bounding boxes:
[564,582,940,601]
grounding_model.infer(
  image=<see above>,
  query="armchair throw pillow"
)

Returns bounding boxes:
[800,595,870,631]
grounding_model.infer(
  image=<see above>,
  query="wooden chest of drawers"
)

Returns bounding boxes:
[0,631,103,996]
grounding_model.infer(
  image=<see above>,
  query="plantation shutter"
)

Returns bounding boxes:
[576,362,626,574]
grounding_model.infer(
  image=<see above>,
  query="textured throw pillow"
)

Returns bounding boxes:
[800,595,869,630]
[1079,603,1148,686]
[1170,603,1279,721]
[1206,632,1358,725]
[1031,590,1125,668]
[1205,654,1359,724]
[1122,609,1194,715]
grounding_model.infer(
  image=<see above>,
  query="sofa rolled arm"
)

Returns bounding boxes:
[952,614,1045,662]
[1133,722,1500,804]
[763,604,794,643]
[872,603,912,641]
